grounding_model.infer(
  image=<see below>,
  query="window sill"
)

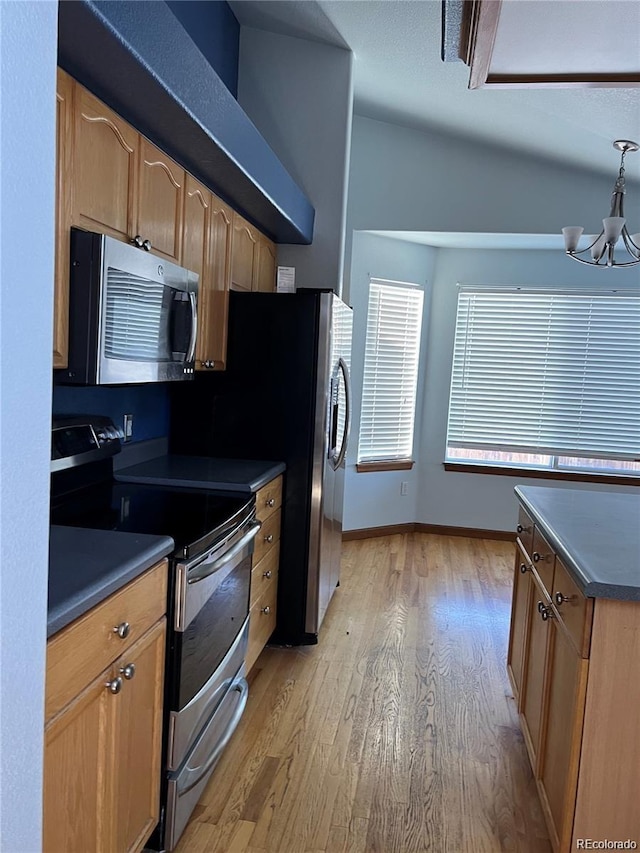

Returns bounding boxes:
[443,462,640,486]
[356,460,415,473]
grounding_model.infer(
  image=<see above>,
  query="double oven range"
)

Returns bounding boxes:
[50,416,261,850]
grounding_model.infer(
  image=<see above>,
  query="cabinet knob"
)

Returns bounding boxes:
[532,552,543,563]
[537,601,554,621]
[263,570,272,579]
[119,663,136,680]
[517,524,524,533]
[142,239,152,252]
[264,534,274,544]
[519,562,530,574]
[113,622,130,640]
[106,676,123,695]
[203,360,215,369]
[132,235,144,248]
[261,606,271,615]
[266,498,275,507]
[554,591,575,606]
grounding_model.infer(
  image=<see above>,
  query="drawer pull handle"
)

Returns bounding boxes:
[119,663,136,680]
[263,570,272,579]
[106,676,123,695]
[261,606,271,615]
[113,622,130,640]
[532,552,544,563]
[266,498,275,507]
[517,524,523,533]
[264,534,274,543]
[519,562,530,574]
[554,591,575,606]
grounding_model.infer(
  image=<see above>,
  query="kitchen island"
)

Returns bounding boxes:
[508,485,640,853]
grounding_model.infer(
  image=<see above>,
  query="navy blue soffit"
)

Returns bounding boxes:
[58,0,314,244]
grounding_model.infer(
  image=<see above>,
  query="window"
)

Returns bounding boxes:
[445,287,640,477]
[358,279,424,466]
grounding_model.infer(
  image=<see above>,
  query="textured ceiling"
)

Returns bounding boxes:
[231,0,640,181]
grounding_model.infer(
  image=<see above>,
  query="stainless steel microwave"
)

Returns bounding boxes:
[57,228,199,385]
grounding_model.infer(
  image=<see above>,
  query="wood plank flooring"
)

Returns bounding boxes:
[175,533,551,853]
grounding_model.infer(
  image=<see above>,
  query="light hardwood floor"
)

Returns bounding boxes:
[175,533,551,853]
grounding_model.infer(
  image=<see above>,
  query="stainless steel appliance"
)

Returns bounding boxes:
[57,228,198,385]
[170,289,353,645]
[50,416,260,850]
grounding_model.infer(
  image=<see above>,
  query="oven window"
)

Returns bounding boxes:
[174,554,251,710]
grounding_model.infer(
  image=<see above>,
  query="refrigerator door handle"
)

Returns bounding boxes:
[332,357,351,470]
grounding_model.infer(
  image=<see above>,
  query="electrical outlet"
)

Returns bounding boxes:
[123,413,133,442]
[400,481,408,496]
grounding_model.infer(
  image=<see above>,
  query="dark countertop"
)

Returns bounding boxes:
[115,455,285,493]
[48,526,174,638]
[515,486,640,601]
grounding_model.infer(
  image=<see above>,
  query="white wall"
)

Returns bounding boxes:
[238,27,353,293]
[343,231,436,531]
[0,2,58,849]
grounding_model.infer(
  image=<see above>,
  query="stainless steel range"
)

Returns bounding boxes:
[50,415,261,850]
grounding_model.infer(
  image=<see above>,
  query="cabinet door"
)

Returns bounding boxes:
[204,195,233,369]
[111,618,166,853]
[538,621,588,852]
[230,212,258,291]
[182,174,211,368]
[136,138,184,263]
[254,235,277,292]
[520,573,551,770]
[53,69,74,369]
[507,542,532,707]
[43,668,112,853]
[73,86,137,241]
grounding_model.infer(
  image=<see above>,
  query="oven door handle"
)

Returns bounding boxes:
[179,678,249,795]
[187,522,261,585]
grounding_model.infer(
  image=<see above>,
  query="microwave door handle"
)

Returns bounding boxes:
[186,291,198,364]
[187,521,261,584]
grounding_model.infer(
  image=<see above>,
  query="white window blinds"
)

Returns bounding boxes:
[358,280,424,463]
[447,288,640,460]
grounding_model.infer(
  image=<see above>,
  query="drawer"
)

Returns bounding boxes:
[253,508,281,565]
[250,545,279,608]
[552,558,594,658]
[255,476,282,522]
[247,581,277,672]
[531,527,555,596]
[45,560,167,722]
[516,505,534,559]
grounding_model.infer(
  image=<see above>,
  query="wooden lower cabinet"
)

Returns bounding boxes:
[508,505,640,851]
[43,563,167,853]
[506,541,532,704]
[246,475,283,671]
[538,619,588,851]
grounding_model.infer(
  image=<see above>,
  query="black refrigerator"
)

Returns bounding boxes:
[169,289,353,645]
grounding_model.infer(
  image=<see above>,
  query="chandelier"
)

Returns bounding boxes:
[562,140,640,268]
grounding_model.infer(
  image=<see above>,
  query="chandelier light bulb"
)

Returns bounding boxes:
[562,140,640,268]
[562,226,584,252]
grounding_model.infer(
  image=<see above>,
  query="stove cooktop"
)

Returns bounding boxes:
[51,481,253,559]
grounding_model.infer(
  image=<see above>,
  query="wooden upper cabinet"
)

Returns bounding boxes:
[53,69,74,369]
[135,138,184,263]
[202,194,233,370]
[72,86,137,241]
[182,178,232,371]
[230,212,259,291]
[255,235,277,292]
